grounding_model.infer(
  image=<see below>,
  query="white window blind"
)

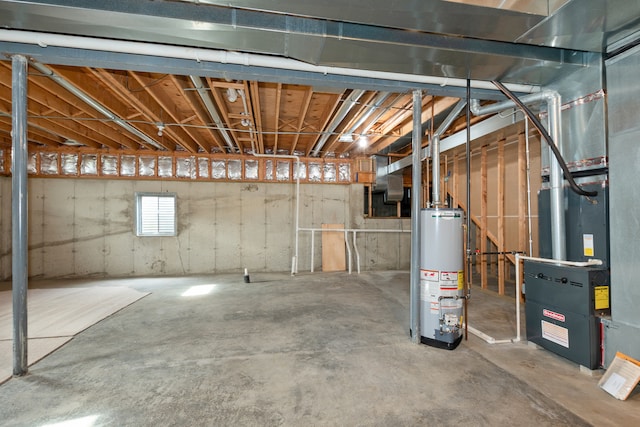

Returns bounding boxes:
[136,193,177,236]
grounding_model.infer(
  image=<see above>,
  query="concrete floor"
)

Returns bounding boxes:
[0,271,638,426]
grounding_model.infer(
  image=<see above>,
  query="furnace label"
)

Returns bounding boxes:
[541,320,569,348]
[543,309,566,322]
[583,234,594,257]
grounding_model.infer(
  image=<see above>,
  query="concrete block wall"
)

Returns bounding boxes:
[0,177,410,279]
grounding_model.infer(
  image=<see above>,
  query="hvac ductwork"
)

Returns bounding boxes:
[310,89,365,157]
[431,100,467,206]
[470,89,568,260]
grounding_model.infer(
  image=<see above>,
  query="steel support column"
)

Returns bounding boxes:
[409,89,422,343]
[12,54,29,376]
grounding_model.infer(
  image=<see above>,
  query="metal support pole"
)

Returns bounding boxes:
[465,79,472,341]
[12,54,28,376]
[409,89,422,343]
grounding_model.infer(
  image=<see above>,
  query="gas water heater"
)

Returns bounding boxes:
[420,208,465,349]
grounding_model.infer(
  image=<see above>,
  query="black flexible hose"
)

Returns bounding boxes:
[491,80,597,197]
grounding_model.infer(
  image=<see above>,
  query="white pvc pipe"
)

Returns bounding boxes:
[299,227,411,273]
[345,229,352,274]
[465,324,515,345]
[310,230,315,273]
[0,30,540,94]
[516,254,602,267]
[251,152,300,275]
[353,231,361,274]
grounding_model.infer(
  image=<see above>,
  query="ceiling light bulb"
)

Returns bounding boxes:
[359,136,369,148]
[157,123,165,137]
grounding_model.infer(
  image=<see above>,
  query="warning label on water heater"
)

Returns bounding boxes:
[421,269,438,281]
[440,271,458,281]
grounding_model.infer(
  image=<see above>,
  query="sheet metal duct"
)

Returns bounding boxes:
[373,156,404,203]
[310,89,365,157]
[188,75,237,152]
[471,90,568,261]
[0,1,594,87]
[30,60,166,150]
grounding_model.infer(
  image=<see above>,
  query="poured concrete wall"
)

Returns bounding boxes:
[0,177,410,279]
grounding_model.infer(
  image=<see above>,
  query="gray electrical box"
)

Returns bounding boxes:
[524,260,610,369]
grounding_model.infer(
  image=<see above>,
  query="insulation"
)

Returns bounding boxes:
[276,160,290,181]
[338,163,351,182]
[324,163,336,182]
[228,159,242,180]
[40,152,59,175]
[80,154,98,175]
[211,160,226,179]
[198,158,209,178]
[294,161,307,180]
[61,153,78,175]
[138,156,156,177]
[176,157,195,179]
[28,153,37,174]
[158,156,173,178]
[265,159,274,180]
[245,159,259,180]
[120,155,136,176]
[309,162,322,182]
[101,155,118,176]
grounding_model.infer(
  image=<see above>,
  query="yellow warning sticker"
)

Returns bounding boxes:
[457,271,464,290]
[594,286,609,310]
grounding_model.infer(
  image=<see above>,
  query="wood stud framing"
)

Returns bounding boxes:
[446,123,541,297]
[0,148,353,184]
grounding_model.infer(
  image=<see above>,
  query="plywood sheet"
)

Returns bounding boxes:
[0,287,149,384]
[0,337,72,384]
[322,223,346,272]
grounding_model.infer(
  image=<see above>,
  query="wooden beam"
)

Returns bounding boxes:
[290,88,313,154]
[322,91,377,157]
[306,91,343,157]
[273,83,282,153]
[208,77,244,153]
[85,69,175,150]
[127,72,199,153]
[249,81,265,154]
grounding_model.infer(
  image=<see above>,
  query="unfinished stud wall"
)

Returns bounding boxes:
[443,128,542,294]
[0,177,409,280]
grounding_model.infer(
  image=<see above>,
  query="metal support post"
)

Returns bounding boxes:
[409,89,422,343]
[12,54,29,376]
